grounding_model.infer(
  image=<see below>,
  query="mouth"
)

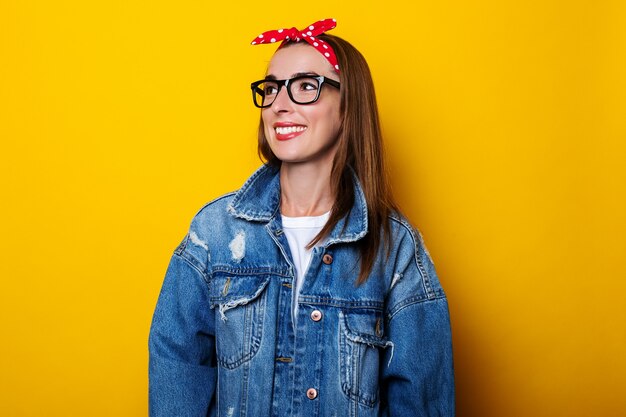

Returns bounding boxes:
[273,124,307,141]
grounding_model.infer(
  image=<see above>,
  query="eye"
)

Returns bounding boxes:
[293,77,320,93]
[300,81,318,91]
[264,84,278,96]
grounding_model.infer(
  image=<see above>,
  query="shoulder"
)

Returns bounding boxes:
[387,211,434,265]
[172,191,238,273]
[190,191,237,230]
[383,210,445,316]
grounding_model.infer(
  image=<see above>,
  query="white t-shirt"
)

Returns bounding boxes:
[281,211,330,323]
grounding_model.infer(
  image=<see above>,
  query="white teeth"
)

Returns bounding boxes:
[275,125,307,135]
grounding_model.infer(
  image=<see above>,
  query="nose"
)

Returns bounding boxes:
[270,84,293,113]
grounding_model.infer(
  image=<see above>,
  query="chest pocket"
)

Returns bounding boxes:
[209,273,270,369]
[339,309,392,408]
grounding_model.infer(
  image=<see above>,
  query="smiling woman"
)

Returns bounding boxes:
[148,18,455,417]
[260,43,342,169]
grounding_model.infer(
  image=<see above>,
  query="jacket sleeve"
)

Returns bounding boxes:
[381,224,455,416]
[148,248,216,417]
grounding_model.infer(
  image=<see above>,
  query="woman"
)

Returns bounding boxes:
[149,18,455,417]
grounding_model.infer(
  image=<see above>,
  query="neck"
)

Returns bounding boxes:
[280,161,334,217]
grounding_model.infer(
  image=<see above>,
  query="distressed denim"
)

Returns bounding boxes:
[149,165,455,417]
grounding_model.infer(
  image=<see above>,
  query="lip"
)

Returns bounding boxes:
[272,122,307,142]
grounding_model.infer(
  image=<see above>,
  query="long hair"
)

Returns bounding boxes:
[257,34,398,285]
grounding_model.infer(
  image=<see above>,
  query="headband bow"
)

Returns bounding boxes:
[251,18,340,73]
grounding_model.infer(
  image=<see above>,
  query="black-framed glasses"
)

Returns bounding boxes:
[250,75,340,108]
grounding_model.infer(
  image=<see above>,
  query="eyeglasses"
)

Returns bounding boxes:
[250,75,340,108]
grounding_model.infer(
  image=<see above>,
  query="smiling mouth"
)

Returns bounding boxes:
[275,125,307,135]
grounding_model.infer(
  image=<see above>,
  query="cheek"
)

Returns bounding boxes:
[261,110,273,136]
[311,103,339,127]
[320,107,341,136]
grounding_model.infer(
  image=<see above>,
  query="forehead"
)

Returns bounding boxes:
[267,42,335,78]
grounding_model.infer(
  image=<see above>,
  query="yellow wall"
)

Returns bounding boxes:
[1,1,624,416]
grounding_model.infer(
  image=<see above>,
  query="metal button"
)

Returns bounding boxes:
[322,253,333,265]
[310,310,323,322]
[306,388,318,400]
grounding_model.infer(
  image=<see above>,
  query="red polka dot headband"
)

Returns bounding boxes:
[250,18,340,74]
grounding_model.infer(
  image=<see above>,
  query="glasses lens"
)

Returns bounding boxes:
[253,81,279,107]
[289,77,320,104]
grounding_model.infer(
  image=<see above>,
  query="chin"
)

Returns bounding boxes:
[273,154,305,164]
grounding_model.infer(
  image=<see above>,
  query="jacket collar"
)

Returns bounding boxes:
[227,164,368,245]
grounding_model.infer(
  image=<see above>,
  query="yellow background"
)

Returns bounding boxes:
[1,1,624,416]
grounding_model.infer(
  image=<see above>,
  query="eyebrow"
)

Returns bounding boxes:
[264,71,320,80]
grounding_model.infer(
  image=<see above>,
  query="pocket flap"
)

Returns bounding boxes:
[340,310,389,347]
[209,274,271,307]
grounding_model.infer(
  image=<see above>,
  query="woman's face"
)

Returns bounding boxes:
[262,42,341,166]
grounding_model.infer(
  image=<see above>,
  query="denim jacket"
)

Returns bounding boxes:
[149,165,455,417]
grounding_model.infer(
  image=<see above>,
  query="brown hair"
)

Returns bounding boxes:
[257,34,398,284]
